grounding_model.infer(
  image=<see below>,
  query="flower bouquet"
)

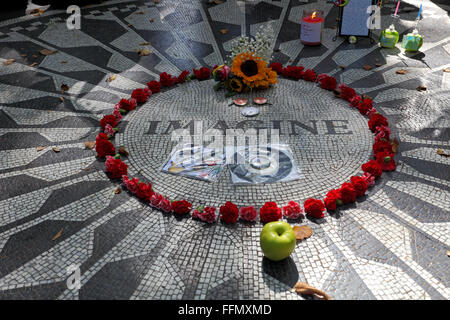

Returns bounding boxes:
[213,24,278,96]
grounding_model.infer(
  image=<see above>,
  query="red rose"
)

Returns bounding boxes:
[318,75,337,91]
[136,182,153,201]
[304,198,325,218]
[368,113,388,132]
[100,115,117,130]
[131,88,149,103]
[160,72,177,87]
[269,62,283,74]
[324,189,342,211]
[303,69,317,82]
[150,193,163,208]
[147,80,161,93]
[259,201,282,223]
[282,201,303,219]
[95,138,115,158]
[375,151,396,171]
[362,160,383,178]
[338,84,356,101]
[160,198,172,213]
[281,66,304,79]
[219,201,239,224]
[105,156,128,179]
[177,70,190,84]
[340,182,357,204]
[373,139,393,154]
[350,176,368,197]
[118,98,136,112]
[96,132,109,142]
[172,200,192,215]
[193,67,210,81]
[357,99,373,115]
[350,95,362,107]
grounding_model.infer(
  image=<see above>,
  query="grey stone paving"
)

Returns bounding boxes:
[0,0,448,300]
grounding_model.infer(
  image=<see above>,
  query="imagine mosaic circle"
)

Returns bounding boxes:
[118,78,373,207]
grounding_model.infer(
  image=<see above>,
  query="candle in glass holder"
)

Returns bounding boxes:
[301,10,324,45]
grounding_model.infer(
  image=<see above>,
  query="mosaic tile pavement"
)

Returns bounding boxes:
[0,0,448,300]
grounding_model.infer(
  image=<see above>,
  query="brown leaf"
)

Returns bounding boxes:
[52,228,63,241]
[61,61,67,64]
[363,64,373,71]
[37,146,46,152]
[437,149,450,157]
[333,88,342,98]
[61,83,69,93]
[362,93,372,100]
[84,141,96,150]
[135,11,144,14]
[149,18,155,23]
[114,187,122,194]
[30,62,38,67]
[390,138,400,154]
[212,0,224,4]
[32,54,38,58]
[3,58,15,66]
[153,0,159,3]
[21,54,27,57]
[447,250,450,257]
[220,29,228,35]
[59,97,65,102]
[52,147,60,153]
[118,146,129,156]
[396,69,408,75]
[338,65,345,69]
[294,282,331,300]
[443,68,450,73]
[107,74,117,82]
[293,225,312,241]
[138,48,151,56]
[40,49,57,56]
[81,167,90,171]
[416,85,427,91]
[375,63,382,67]
[139,42,150,46]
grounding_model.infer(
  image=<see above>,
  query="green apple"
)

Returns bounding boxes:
[260,221,296,261]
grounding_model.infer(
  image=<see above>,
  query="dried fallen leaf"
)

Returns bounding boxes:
[294,282,330,300]
[443,68,450,73]
[61,83,69,93]
[135,11,144,14]
[107,74,117,82]
[84,141,96,150]
[3,58,15,66]
[363,64,373,71]
[30,62,38,67]
[61,61,67,64]
[375,63,382,67]
[212,0,224,4]
[32,54,38,58]
[153,0,159,3]
[52,228,63,241]
[333,89,342,98]
[114,187,122,194]
[52,147,60,153]
[338,65,345,69]
[390,138,400,154]
[220,29,228,35]
[149,18,155,23]
[118,146,129,156]
[139,42,150,46]
[416,85,427,91]
[59,97,65,102]
[396,69,408,75]
[37,146,46,152]
[437,149,450,157]
[40,49,57,56]
[447,250,450,257]
[362,93,372,100]
[138,48,151,56]
[293,225,312,241]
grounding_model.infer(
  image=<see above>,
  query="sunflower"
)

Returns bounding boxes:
[229,77,244,93]
[231,52,269,87]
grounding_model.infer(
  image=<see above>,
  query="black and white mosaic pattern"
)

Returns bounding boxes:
[0,0,448,300]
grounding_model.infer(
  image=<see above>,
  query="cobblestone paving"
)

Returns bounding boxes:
[0,0,448,300]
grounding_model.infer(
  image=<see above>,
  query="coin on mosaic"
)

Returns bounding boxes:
[348,36,357,44]
[253,97,267,105]
[233,98,248,106]
[241,106,259,117]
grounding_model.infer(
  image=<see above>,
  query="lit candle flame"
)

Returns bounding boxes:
[312,11,317,19]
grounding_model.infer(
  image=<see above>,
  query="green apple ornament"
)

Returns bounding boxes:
[260,221,296,261]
